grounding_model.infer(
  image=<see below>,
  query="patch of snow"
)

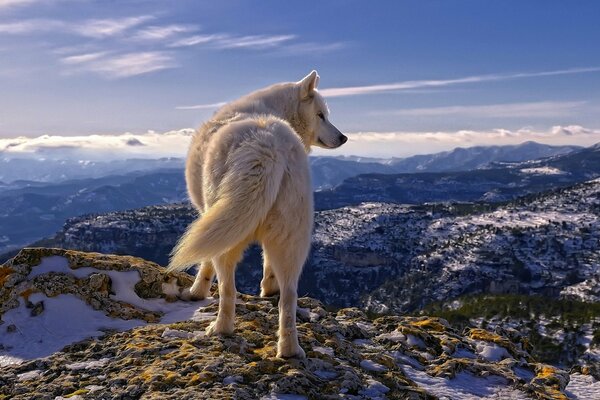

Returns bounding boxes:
[29,256,71,278]
[85,385,104,393]
[0,293,142,367]
[312,346,335,356]
[161,328,204,340]
[520,166,566,175]
[401,364,529,399]
[17,369,43,381]
[475,341,511,362]
[65,357,111,371]
[360,359,388,372]
[375,330,406,343]
[30,256,216,319]
[355,322,374,331]
[565,373,600,399]
[406,334,426,349]
[391,351,424,370]
[358,378,390,399]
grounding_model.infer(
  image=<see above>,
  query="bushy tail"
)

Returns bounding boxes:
[168,148,284,271]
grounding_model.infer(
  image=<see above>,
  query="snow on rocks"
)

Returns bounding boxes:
[0,249,596,399]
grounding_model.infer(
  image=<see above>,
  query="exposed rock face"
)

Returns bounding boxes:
[0,248,194,325]
[1,248,595,399]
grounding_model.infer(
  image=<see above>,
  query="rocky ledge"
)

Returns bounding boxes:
[0,248,597,399]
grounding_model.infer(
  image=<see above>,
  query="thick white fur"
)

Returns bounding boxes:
[168,71,346,358]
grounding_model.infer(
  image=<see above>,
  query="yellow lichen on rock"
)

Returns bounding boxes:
[0,266,13,286]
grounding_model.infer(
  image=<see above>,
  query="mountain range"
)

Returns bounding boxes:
[0,141,591,254]
[315,142,600,209]
[20,177,600,370]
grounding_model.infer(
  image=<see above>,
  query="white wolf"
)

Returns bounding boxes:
[168,71,347,358]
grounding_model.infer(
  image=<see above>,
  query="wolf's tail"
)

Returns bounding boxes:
[167,147,285,272]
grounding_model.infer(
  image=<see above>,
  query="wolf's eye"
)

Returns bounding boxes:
[317,112,325,120]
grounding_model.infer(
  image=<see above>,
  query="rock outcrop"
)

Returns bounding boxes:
[0,249,596,399]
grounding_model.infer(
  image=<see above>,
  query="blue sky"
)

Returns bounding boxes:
[1,0,600,157]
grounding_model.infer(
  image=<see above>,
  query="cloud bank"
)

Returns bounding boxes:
[2,126,599,160]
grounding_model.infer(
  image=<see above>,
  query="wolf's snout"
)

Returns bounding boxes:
[339,135,348,145]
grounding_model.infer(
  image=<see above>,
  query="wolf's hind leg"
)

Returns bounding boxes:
[185,261,215,300]
[260,254,280,297]
[205,243,247,336]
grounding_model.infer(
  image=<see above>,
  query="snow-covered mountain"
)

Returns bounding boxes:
[311,141,579,190]
[389,141,581,172]
[316,142,600,208]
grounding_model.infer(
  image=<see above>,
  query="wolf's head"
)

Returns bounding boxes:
[291,71,347,150]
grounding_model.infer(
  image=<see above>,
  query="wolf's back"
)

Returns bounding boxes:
[168,133,286,271]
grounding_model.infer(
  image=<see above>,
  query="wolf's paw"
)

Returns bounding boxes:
[205,319,234,336]
[260,276,279,297]
[277,343,306,359]
[180,287,207,301]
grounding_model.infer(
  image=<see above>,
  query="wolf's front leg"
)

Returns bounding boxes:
[263,243,306,358]
[277,282,305,358]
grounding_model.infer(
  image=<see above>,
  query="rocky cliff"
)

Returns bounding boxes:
[1,248,598,399]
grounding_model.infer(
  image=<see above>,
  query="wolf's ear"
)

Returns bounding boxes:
[298,70,319,99]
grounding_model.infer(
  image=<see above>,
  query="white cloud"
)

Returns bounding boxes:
[0,19,64,33]
[80,51,176,78]
[216,34,296,49]
[60,51,109,65]
[0,129,196,159]
[0,15,154,37]
[2,125,599,160]
[131,24,197,41]
[61,51,176,78]
[320,67,600,97]
[168,34,228,47]
[0,0,38,9]
[72,15,154,38]
[175,102,227,110]
[375,101,586,118]
[169,33,297,50]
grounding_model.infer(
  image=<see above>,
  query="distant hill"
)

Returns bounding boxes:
[0,169,187,254]
[389,141,581,172]
[315,142,599,209]
[0,157,185,184]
